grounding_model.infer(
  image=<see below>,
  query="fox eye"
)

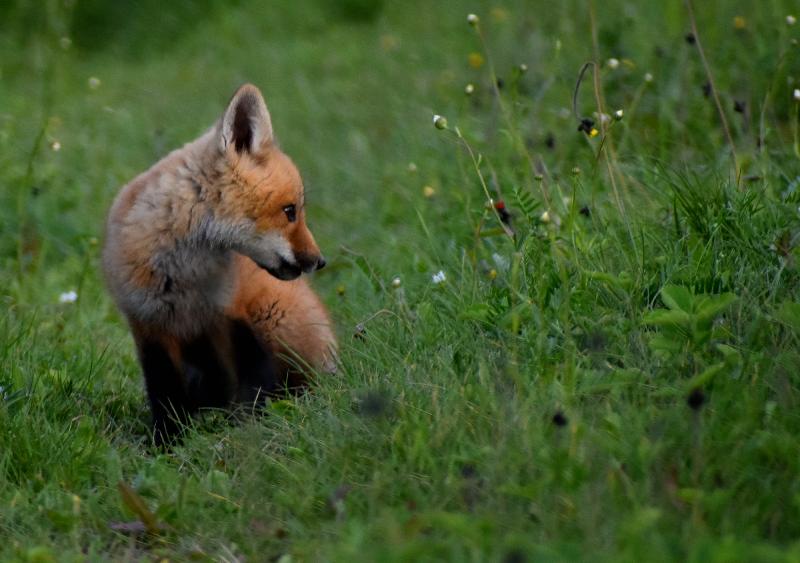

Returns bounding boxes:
[283,204,297,222]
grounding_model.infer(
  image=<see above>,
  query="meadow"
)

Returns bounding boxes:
[2,0,800,560]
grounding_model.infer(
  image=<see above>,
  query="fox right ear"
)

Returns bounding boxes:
[219,84,273,155]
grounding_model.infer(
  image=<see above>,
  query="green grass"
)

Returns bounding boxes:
[2,0,800,560]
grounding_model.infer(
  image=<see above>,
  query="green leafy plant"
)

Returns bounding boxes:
[644,284,738,356]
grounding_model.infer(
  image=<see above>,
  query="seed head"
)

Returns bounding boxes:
[494,200,512,225]
[518,63,528,73]
[468,52,484,68]
[733,16,746,30]
[613,109,624,121]
[606,57,620,70]
[423,185,436,198]
[687,388,706,411]
[353,323,366,340]
[432,114,448,130]
[577,117,596,135]
[464,83,475,95]
[50,140,61,152]
[467,13,479,26]
[391,277,402,288]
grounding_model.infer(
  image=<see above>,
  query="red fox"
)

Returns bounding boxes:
[103,84,337,444]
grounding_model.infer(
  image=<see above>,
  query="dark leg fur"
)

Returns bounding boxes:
[229,318,277,405]
[138,338,192,447]
[139,320,276,445]
[182,330,236,410]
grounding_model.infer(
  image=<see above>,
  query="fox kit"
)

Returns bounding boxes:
[103,84,336,444]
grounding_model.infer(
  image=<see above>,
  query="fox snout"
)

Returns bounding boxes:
[296,252,326,272]
[260,252,324,281]
[252,241,326,281]
[284,224,325,275]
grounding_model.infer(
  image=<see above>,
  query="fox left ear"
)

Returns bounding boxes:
[219,84,273,154]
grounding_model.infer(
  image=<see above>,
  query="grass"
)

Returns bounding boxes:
[2,0,800,560]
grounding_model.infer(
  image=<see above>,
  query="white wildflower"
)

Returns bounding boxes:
[607,58,620,70]
[787,15,796,26]
[464,83,475,95]
[88,76,101,90]
[467,14,479,26]
[644,72,654,83]
[392,277,402,288]
[432,270,446,284]
[614,109,624,121]
[59,290,78,303]
[794,88,800,101]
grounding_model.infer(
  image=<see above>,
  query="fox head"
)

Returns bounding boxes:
[209,84,325,281]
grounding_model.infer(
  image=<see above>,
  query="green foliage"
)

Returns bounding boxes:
[777,300,800,336]
[69,0,238,56]
[644,285,738,354]
[1,0,800,560]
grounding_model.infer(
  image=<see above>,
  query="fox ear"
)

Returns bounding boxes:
[220,84,273,154]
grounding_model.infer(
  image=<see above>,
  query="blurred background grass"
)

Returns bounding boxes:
[2,0,800,560]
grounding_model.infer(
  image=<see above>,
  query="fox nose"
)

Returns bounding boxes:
[316,256,326,271]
